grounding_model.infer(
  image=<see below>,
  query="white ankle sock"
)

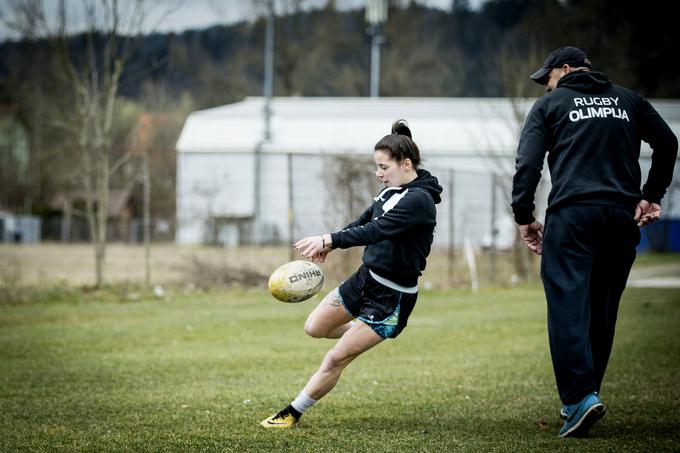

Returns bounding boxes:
[290,390,317,414]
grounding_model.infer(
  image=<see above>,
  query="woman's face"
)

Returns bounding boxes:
[374,149,413,187]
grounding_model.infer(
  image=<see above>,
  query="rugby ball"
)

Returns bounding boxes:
[268,260,324,303]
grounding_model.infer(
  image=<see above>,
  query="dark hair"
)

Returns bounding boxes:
[374,119,421,168]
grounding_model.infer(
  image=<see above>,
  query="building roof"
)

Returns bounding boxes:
[176,97,534,156]
[176,96,680,156]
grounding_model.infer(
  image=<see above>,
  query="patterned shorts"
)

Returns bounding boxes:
[338,265,418,339]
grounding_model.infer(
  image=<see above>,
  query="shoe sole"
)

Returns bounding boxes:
[558,403,606,438]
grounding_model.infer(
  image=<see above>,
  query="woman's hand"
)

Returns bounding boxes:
[294,234,332,260]
[311,250,329,263]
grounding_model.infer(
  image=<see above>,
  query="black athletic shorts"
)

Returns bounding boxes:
[338,265,418,339]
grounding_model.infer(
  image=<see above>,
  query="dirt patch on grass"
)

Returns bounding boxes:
[0,243,292,287]
[0,243,540,290]
[19,244,678,289]
[0,243,370,289]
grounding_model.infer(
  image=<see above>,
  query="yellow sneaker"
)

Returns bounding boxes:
[259,407,299,429]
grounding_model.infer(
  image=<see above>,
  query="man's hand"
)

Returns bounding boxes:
[634,200,661,227]
[518,221,544,255]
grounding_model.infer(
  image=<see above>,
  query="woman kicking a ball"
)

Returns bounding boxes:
[260,119,442,428]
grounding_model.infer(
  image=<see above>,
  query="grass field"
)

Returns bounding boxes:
[1,284,679,452]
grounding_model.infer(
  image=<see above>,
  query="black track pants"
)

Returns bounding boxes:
[540,204,640,405]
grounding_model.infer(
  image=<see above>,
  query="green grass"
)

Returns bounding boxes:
[632,251,680,266]
[1,285,679,452]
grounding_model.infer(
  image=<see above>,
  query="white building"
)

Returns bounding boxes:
[176,97,680,248]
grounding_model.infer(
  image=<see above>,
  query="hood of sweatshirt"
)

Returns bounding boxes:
[556,71,612,94]
[405,169,443,204]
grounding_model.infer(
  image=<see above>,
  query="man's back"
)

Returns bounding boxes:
[513,71,677,218]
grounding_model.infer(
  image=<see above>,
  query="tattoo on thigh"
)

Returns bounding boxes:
[326,292,342,307]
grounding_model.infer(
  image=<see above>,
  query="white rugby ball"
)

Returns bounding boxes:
[268,260,324,303]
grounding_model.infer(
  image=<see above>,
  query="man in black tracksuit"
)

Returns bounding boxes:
[511,46,678,438]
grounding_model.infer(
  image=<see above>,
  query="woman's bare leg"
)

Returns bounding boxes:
[304,288,354,339]
[303,321,383,400]
[260,294,383,428]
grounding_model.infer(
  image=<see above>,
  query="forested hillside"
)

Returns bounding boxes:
[2,0,678,111]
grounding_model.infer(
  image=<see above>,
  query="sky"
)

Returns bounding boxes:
[0,0,487,42]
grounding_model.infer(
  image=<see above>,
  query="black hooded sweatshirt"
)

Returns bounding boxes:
[330,169,442,287]
[512,71,678,225]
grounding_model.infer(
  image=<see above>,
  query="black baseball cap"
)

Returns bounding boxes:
[530,46,592,85]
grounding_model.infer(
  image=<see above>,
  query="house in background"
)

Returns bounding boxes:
[0,105,42,243]
[0,210,40,243]
[47,185,136,242]
[176,97,680,250]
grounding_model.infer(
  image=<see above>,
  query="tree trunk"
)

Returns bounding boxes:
[94,150,109,288]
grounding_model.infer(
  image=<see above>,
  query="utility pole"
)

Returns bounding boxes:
[254,0,274,243]
[490,174,498,283]
[448,169,455,284]
[137,112,153,286]
[263,0,274,141]
[143,148,151,286]
[366,0,387,98]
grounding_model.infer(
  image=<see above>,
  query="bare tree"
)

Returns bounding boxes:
[2,0,178,287]
[477,41,547,282]
[323,154,377,275]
